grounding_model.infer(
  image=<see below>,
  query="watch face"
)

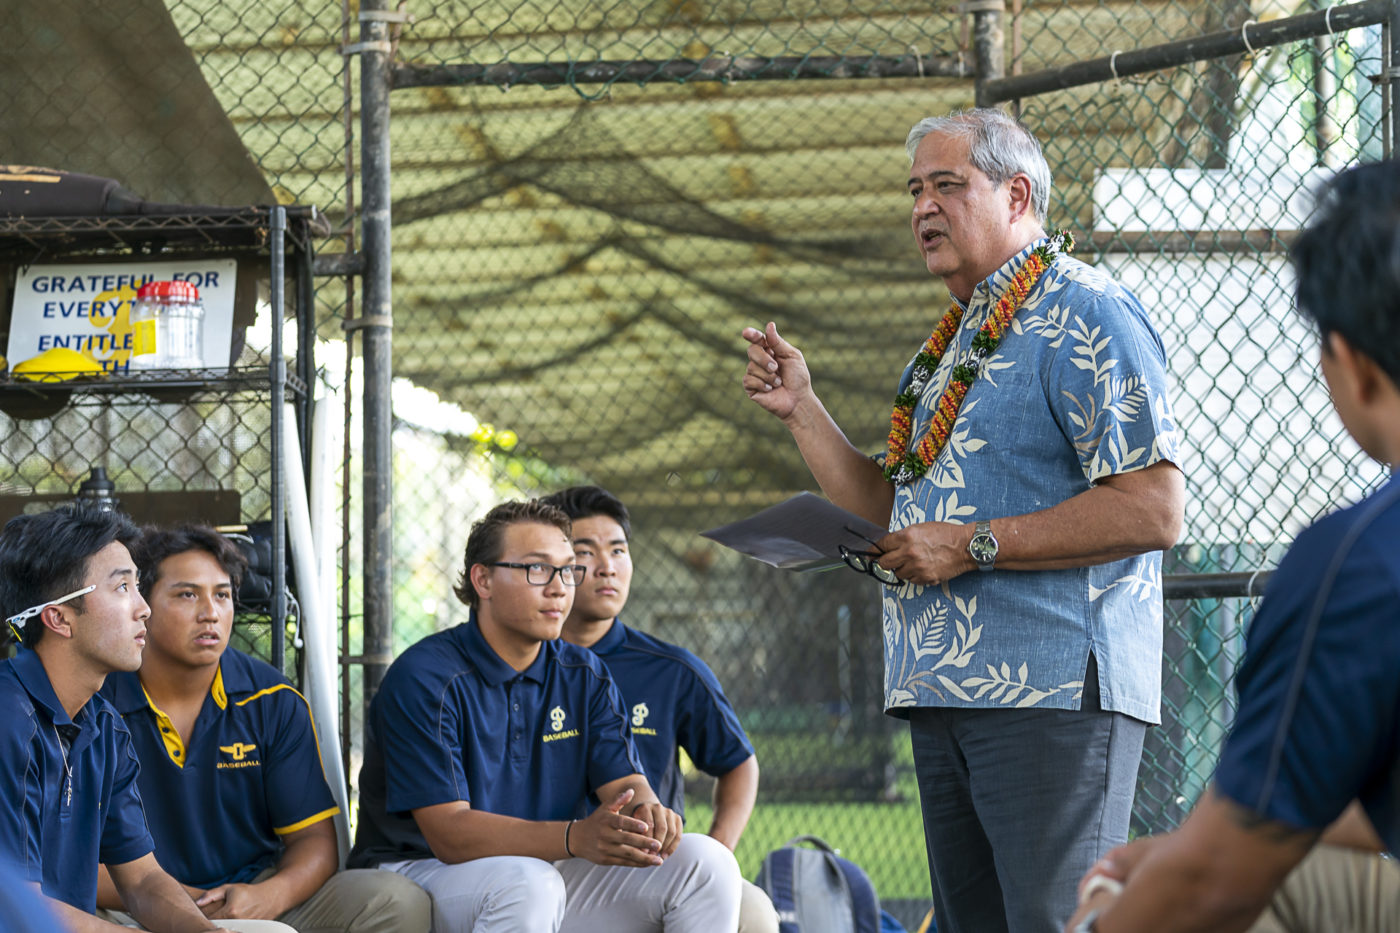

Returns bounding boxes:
[969,534,997,564]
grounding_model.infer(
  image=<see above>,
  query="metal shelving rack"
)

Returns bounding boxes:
[0,207,321,672]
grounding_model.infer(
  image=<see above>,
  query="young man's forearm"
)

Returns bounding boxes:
[708,756,759,851]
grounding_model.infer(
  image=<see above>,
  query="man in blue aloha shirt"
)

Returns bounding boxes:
[742,108,1185,932]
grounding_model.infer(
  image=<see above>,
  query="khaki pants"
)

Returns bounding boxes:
[1248,845,1400,933]
[100,867,430,933]
[738,879,780,933]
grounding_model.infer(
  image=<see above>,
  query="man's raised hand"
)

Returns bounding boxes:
[742,322,813,421]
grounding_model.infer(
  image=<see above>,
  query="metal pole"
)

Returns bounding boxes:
[982,0,1387,104]
[270,206,287,674]
[392,51,971,88]
[359,0,395,714]
[971,1,1006,108]
[1389,0,1400,154]
[296,224,316,486]
[1163,572,1273,601]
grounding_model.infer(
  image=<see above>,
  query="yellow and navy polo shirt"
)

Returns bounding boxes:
[100,648,339,888]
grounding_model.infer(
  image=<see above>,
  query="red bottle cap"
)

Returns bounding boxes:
[135,280,200,300]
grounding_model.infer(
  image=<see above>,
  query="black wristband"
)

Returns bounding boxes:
[564,819,576,857]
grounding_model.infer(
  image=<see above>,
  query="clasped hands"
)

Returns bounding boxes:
[568,788,683,868]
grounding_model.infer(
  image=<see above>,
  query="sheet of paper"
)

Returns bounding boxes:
[699,492,889,571]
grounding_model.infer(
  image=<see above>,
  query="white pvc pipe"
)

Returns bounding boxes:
[282,405,351,866]
[309,394,337,645]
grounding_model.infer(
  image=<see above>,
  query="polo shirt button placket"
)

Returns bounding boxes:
[509,686,524,755]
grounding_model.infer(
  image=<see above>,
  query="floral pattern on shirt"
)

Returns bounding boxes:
[881,240,1181,722]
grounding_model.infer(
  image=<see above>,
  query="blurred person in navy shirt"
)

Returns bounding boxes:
[1066,162,1400,933]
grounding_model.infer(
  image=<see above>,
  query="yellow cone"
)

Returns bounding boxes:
[11,347,105,382]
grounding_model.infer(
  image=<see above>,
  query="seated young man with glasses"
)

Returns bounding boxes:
[348,499,742,933]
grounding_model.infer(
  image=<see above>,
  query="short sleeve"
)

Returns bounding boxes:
[1042,277,1180,483]
[584,671,645,794]
[674,657,754,777]
[262,688,339,835]
[375,663,472,814]
[1214,519,1400,831]
[99,723,155,866]
[0,711,42,881]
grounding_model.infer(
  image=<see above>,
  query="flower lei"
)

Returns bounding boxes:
[883,231,1074,485]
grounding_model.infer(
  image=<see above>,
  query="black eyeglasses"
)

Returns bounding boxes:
[487,561,587,586]
[837,527,900,586]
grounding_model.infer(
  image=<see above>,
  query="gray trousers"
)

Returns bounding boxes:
[383,833,741,933]
[907,655,1146,933]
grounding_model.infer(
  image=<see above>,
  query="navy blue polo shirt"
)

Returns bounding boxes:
[349,616,643,867]
[100,648,339,887]
[0,858,60,931]
[1214,475,1400,852]
[584,619,754,816]
[0,649,153,911]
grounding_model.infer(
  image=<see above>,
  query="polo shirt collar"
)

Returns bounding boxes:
[106,660,235,714]
[106,660,236,769]
[590,617,628,655]
[962,236,1049,311]
[456,613,553,686]
[11,648,74,727]
[12,648,103,755]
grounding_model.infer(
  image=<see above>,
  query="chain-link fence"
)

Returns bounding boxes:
[2,0,1394,923]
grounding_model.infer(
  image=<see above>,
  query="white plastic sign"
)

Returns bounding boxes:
[8,258,238,373]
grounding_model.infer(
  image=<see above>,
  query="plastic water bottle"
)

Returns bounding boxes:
[129,281,205,369]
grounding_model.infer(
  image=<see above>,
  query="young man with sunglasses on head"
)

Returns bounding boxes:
[94,524,429,931]
[543,485,778,933]
[0,507,229,932]
[349,498,742,932]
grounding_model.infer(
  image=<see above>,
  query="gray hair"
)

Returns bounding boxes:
[906,109,1052,225]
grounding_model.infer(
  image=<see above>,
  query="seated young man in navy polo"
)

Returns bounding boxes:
[95,524,430,931]
[1063,165,1400,931]
[543,485,779,933]
[348,498,742,932]
[0,507,224,932]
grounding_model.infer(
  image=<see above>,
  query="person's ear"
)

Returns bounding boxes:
[469,563,492,603]
[40,604,74,640]
[1006,174,1034,224]
[1328,332,1383,404]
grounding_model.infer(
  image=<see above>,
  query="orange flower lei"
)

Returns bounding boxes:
[883,231,1074,485]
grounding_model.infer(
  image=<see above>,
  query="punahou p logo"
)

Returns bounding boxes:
[549,706,567,732]
[220,742,258,761]
[631,702,649,728]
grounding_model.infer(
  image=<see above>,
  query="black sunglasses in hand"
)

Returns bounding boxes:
[838,527,901,586]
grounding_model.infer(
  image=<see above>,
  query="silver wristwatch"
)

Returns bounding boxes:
[967,519,998,572]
